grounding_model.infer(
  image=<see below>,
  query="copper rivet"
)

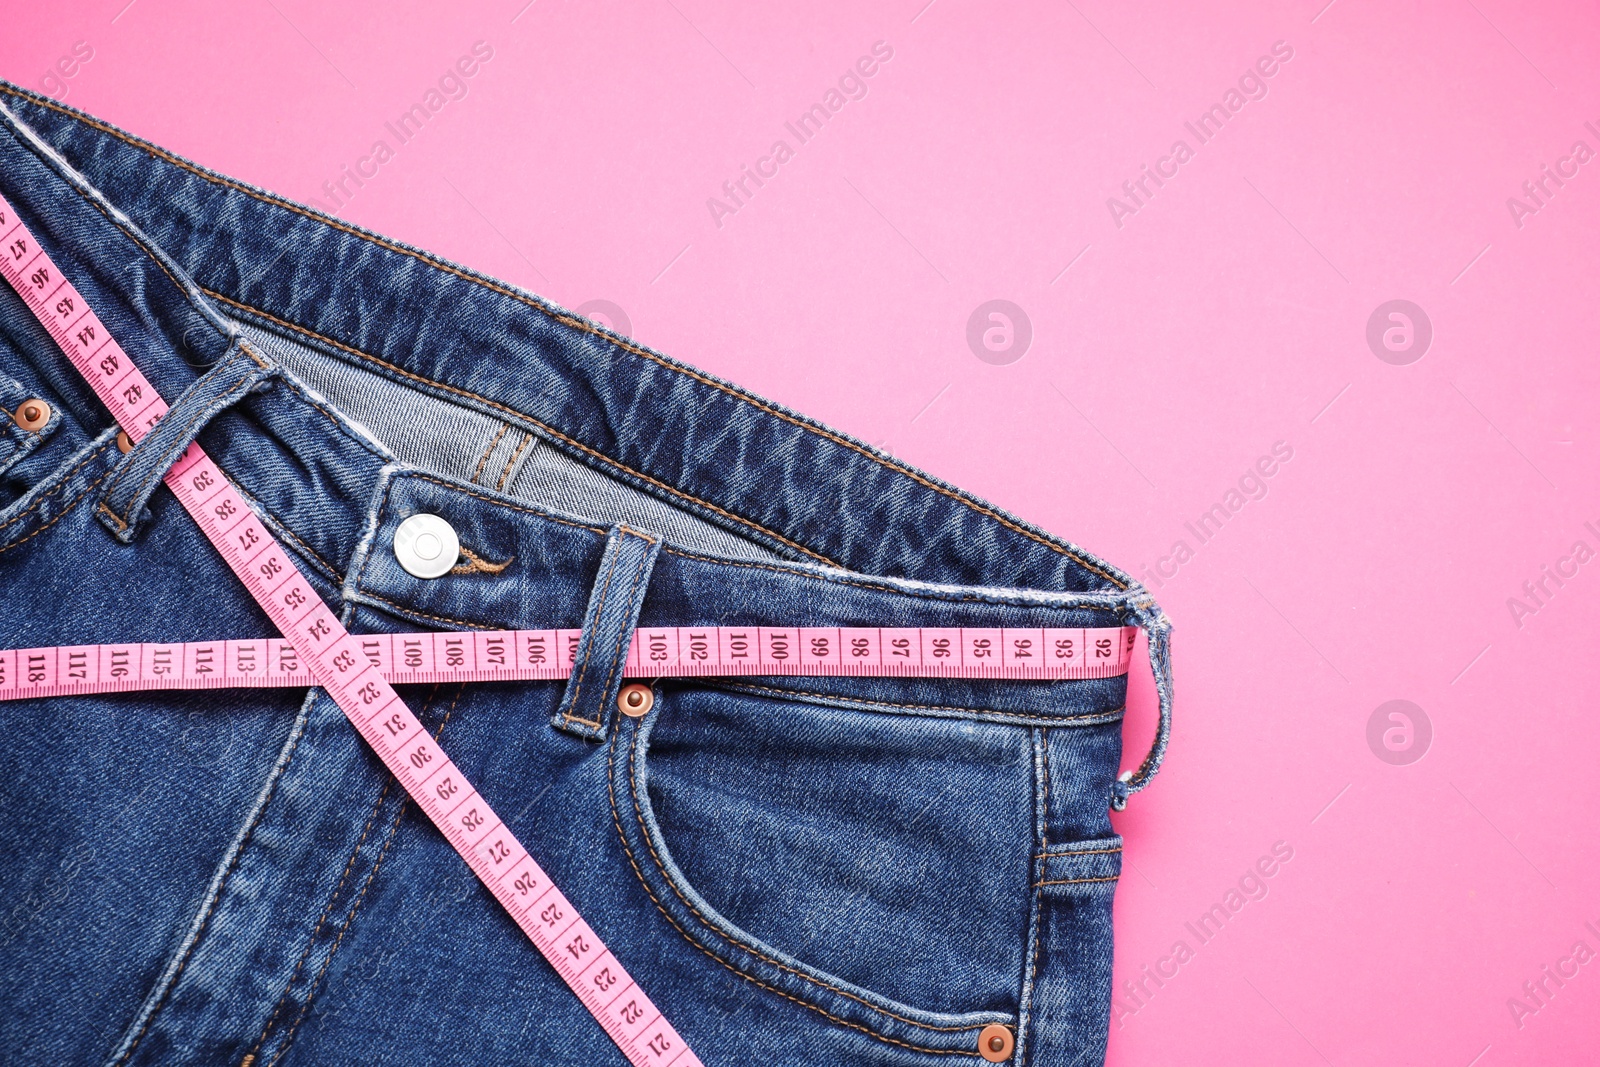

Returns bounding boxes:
[14,399,51,432]
[618,683,654,718]
[116,430,133,454]
[978,1023,1014,1063]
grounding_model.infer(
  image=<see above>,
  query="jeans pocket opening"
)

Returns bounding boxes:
[607,687,1029,1058]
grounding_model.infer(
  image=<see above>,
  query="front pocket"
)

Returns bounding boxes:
[608,682,1034,1058]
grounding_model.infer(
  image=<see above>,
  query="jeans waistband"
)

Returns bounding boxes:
[0,82,1134,595]
[0,82,1173,799]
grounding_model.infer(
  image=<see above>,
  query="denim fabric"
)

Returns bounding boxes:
[0,81,1171,1067]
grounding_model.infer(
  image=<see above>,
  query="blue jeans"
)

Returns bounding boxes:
[0,82,1172,1066]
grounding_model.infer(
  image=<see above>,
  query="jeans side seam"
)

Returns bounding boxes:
[1015,728,1050,1067]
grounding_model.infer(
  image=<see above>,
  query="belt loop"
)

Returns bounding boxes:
[1110,592,1174,812]
[96,340,278,544]
[552,525,660,742]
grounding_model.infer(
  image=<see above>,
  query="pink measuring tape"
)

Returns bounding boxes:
[0,189,1136,1063]
[0,624,1138,700]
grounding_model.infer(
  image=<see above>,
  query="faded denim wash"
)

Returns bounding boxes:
[0,82,1172,1066]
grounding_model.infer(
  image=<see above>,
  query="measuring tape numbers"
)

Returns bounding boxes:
[0,624,1138,700]
[0,190,701,1067]
[1,186,1141,1063]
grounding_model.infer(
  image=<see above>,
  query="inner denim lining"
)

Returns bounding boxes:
[237,320,787,564]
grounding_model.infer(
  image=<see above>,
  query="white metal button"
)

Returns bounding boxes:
[393,513,460,579]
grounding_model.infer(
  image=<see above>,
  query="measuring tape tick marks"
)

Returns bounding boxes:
[0,191,703,1066]
[0,189,1139,1062]
[0,624,1138,700]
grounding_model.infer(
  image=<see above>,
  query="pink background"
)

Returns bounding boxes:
[5,1,1598,1062]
